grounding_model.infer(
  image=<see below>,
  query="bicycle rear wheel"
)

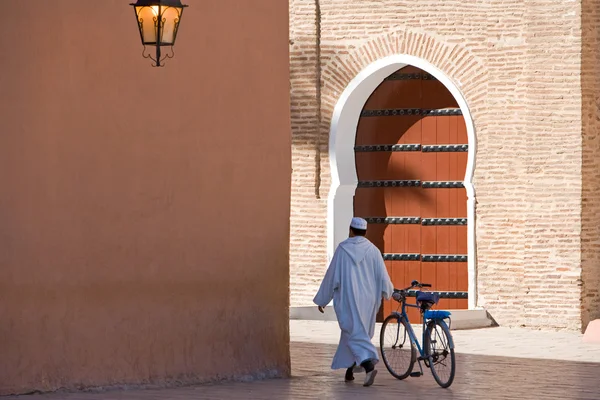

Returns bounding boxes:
[380,314,416,380]
[424,319,455,388]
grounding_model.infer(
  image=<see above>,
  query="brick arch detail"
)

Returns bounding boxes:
[323,31,487,309]
[320,31,489,118]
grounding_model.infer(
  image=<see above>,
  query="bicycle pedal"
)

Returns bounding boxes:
[410,372,422,377]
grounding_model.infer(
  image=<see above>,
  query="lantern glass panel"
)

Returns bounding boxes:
[161,7,182,45]
[135,6,159,44]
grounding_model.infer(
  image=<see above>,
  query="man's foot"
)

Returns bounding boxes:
[363,369,378,387]
[344,367,354,382]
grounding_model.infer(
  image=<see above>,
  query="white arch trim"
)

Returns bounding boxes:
[326,54,478,309]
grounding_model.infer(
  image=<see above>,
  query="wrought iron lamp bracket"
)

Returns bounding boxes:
[141,45,175,67]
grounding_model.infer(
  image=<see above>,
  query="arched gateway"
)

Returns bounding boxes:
[327,56,477,321]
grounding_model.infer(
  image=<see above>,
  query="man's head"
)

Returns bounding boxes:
[349,217,368,237]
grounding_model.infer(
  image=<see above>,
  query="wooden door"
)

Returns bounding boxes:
[354,66,468,322]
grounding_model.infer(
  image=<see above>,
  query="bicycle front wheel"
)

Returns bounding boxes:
[424,319,456,388]
[380,314,416,380]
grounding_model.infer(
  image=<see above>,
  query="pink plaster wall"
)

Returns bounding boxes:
[0,0,291,395]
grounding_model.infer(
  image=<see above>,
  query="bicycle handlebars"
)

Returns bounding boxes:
[393,280,432,293]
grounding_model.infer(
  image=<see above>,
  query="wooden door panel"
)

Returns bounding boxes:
[422,80,457,109]
[354,188,387,216]
[363,81,395,109]
[382,260,394,317]
[447,264,459,309]
[436,113,451,145]
[388,225,406,254]
[388,152,421,181]
[364,224,386,254]
[421,116,437,145]
[355,153,390,180]
[387,153,407,181]
[420,226,437,252]
[458,185,468,217]
[449,115,466,145]
[457,226,468,254]
[457,117,468,144]
[382,118,422,145]
[355,118,393,144]
[435,261,451,307]
[356,117,421,145]
[456,262,469,291]
[391,260,421,322]
[356,187,390,254]
[356,153,393,180]
[365,81,422,109]
[386,224,421,254]
[421,262,437,305]
[384,261,398,318]
[404,189,422,256]
[449,151,460,183]
[457,152,469,182]
[402,118,422,142]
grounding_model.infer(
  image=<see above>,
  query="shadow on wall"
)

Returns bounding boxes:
[581,0,600,333]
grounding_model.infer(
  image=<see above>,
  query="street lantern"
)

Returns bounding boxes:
[130,0,188,67]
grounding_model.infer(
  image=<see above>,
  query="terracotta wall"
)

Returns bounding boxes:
[0,0,291,395]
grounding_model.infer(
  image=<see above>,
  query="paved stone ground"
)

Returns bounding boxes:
[291,320,600,363]
[6,321,600,399]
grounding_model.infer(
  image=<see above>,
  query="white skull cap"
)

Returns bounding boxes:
[350,217,368,230]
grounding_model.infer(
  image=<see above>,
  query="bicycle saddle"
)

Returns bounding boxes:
[416,291,440,305]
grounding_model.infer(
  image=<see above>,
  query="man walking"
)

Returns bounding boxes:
[314,217,394,387]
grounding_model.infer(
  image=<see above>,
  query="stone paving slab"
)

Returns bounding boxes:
[5,321,600,399]
[291,320,600,363]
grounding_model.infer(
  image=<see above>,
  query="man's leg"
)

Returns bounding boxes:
[345,362,356,381]
[360,360,374,373]
[360,359,377,387]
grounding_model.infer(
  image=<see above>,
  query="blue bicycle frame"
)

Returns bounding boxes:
[391,292,455,375]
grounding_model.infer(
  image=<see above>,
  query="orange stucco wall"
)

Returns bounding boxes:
[0,1,291,395]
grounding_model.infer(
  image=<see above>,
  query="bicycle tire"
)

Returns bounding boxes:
[424,319,456,388]
[380,314,416,380]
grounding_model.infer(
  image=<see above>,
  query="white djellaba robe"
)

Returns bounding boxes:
[313,236,394,370]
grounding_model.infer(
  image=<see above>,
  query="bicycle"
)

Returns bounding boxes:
[379,280,456,388]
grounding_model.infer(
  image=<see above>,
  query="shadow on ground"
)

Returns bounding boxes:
[5,342,600,400]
